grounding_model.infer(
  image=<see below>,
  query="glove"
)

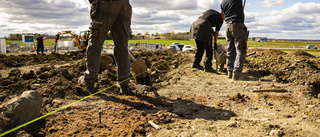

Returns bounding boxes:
[214,43,218,50]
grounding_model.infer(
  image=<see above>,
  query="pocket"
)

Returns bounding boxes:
[226,25,233,38]
[89,21,103,38]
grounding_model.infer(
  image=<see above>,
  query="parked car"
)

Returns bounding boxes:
[168,45,179,51]
[171,42,184,51]
[306,45,318,49]
[182,45,194,52]
[172,42,181,46]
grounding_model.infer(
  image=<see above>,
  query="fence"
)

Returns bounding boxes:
[4,42,168,53]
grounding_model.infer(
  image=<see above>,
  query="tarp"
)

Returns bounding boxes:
[57,41,75,48]
[0,39,6,53]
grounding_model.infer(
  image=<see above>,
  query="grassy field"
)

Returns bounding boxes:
[6,39,320,57]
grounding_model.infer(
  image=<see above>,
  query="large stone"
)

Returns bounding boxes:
[4,90,43,126]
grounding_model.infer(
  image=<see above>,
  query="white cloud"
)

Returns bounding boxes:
[0,0,90,36]
[0,0,320,40]
[246,2,320,39]
[131,0,222,34]
[262,0,284,8]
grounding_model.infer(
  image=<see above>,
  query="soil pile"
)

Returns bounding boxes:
[0,49,319,137]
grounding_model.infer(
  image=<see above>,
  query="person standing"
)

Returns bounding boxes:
[36,34,45,54]
[190,9,224,72]
[221,0,247,80]
[82,0,133,95]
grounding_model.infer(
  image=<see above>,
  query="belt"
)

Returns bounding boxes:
[227,21,244,24]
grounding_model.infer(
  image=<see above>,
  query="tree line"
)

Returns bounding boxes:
[5,31,192,41]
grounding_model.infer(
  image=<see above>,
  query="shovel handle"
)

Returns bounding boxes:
[128,51,137,61]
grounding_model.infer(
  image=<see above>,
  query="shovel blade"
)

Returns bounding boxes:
[131,57,151,85]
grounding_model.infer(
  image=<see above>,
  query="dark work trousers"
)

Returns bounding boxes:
[226,22,247,73]
[193,39,213,68]
[37,44,44,54]
[84,0,132,88]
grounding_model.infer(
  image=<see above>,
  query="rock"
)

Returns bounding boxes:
[8,68,21,77]
[302,115,307,119]
[60,69,72,81]
[16,130,32,137]
[260,118,270,121]
[0,115,13,133]
[4,90,43,126]
[269,130,284,137]
[227,122,237,127]
[307,105,317,108]
[21,70,36,80]
[31,84,41,90]
[0,94,6,102]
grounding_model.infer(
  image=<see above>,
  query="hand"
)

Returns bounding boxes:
[214,43,218,50]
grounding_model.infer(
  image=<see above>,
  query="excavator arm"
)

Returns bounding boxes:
[56,31,88,50]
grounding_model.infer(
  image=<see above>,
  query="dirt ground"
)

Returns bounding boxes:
[0,49,319,137]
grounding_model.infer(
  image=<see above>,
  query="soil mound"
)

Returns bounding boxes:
[288,50,315,57]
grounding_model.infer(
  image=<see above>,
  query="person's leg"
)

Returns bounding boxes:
[84,1,118,83]
[41,45,44,54]
[204,41,213,69]
[37,45,40,55]
[111,0,132,94]
[233,23,247,78]
[226,23,236,78]
[193,39,205,69]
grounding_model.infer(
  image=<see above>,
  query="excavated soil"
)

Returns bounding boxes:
[0,49,320,137]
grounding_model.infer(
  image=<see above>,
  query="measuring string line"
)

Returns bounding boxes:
[0,52,184,136]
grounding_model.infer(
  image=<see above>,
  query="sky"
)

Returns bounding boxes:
[0,0,320,40]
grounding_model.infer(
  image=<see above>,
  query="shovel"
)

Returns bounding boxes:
[128,51,151,85]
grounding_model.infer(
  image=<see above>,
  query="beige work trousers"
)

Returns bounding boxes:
[85,0,132,88]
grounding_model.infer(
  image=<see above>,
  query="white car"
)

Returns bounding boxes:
[306,45,318,49]
[171,42,184,51]
[182,45,194,52]
[168,45,179,51]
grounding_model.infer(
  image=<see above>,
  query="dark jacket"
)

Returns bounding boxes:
[190,10,223,42]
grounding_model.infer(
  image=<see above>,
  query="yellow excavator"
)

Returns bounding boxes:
[54,30,90,52]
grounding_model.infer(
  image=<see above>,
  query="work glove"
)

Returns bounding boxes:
[214,43,218,50]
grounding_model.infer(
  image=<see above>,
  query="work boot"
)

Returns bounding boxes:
[192,64,203,70]
[233,72,241,81]
[120,86,135,96]
[204,67,216,73]
[85,81,95,93]
[78,76,95,93]
[227,71,233,79]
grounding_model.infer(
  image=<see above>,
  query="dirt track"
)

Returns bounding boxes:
[0,49,319,137]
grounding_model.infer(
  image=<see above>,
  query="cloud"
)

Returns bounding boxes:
[0,0,320,40]
[0,0,90,35]
[246,2,320,39]
[131,0,222,34]
[262,0,284,8]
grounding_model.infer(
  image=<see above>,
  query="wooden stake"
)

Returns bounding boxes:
[148,121,162,130]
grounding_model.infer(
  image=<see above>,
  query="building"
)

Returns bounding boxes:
[252,37,268,42]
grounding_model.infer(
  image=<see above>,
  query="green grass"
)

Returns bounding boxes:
[6,39,320,57]
[6,39,56,47]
